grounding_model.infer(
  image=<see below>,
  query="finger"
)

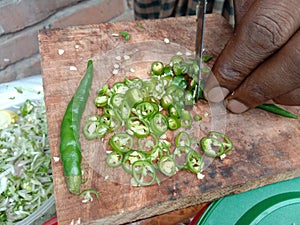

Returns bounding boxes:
[274,88,300,106]
[226,30,300,113]
[233,0,256,25]
[204,0,300,103]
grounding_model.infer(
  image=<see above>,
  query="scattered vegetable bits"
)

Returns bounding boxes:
[0,100,53,223]
[83,55,233,186]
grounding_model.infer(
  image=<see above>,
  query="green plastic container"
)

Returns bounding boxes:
[197,177,300,225]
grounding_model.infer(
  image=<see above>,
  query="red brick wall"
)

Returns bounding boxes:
[0,0,134,83]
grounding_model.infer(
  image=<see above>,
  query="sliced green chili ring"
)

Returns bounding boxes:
[111,82,128,94]
[83,120,100,140]
[181,62,189,74]
[106,151,123,168]
[104,107,116,117]
[165,84,179,95]
[162,77,172,91]
[172,63,183,76]
[167,116,181,130]
[125,87,144,108]
[186,150,203,174]
[111,93,125,108]
[119,100,131,120]
[124,77,143,89]
[99,115,111,127]
[142,80,155,94]
[200,137,224,157]
[160,94,173,110]
[163,66,173,77]
[150,77,165,98]
[97,83,109,95]
[108,115,121,131]
[132,160,157,186]
[109,132,134,153]
[170,55,184,66]
[150,113,168,137]
[96,123,109,138]
[209,131,233,153]
[180,109,193,128]
[158,155,177,177]
[168,104,180,118]
[122,150,146,174]
[158,140,171,155]
[138,133,158,153]
[134,101,159,118]
[173,146,193,170]
[151,61,164,76]
[175,131,191,147]
[126,116,150,138]
[184,90,194,106]
[94,95,108,108]
[165,85,184,98]
[147,145,163,163]
[171,75,188,89]
[165,86,185,110]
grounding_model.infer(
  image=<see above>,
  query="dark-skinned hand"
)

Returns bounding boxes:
[204,0,300,113]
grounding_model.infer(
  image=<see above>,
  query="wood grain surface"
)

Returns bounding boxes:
[38,14,300,225]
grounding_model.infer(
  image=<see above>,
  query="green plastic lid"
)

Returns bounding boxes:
[196,177,300,225]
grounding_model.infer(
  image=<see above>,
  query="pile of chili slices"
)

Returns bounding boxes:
[83,55,233,186]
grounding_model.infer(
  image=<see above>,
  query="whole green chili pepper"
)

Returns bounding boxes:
[257,103,298,119]
[60,60,93,194]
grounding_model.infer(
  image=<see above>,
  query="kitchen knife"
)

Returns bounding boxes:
[195,0,207,99]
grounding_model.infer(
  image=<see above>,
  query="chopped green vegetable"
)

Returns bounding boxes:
[83,55,234,186]
[20,99,34,116]
[202,55,213,62]
[137,21,145,29]
[14,87,23,94]
[0,100,53,223]
[119,31,130,41]
[194,114,202,121]
[151,61,165,75]
[78,189,100,203]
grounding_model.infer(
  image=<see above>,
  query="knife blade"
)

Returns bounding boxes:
[195,0,207,99]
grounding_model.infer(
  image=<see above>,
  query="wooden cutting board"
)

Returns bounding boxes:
[38,14,300,225]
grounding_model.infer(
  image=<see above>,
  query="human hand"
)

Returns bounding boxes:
[204,0,300,113]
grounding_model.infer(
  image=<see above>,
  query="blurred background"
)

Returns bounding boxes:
[0,0,135,83]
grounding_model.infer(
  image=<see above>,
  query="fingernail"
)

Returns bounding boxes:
[206,87,230,102]
[227,99,249,113]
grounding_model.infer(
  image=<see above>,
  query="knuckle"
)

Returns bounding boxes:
[242,1,299,53]
[246,15,287,50]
